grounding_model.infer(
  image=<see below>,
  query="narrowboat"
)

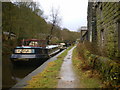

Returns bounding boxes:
[10,39,60,63]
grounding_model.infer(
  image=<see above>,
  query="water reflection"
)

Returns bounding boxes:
[2,55,16,88]
[2,55,45,88]
[2,50,62,89]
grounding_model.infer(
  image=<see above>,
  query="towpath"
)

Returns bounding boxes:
[57,46,80,88]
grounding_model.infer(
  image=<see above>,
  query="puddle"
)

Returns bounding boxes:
[57,46,80,88]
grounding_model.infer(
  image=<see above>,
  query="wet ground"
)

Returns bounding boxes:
[57,46,80,88]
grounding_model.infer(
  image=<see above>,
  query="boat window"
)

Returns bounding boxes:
[29,41,38,46]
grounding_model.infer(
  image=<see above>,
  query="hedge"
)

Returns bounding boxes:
[84,50,120,86]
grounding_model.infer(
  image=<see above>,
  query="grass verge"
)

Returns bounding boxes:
[72,47,103,88]
[24,46,73,88]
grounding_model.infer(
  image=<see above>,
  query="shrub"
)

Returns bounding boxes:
[76,42,120,88]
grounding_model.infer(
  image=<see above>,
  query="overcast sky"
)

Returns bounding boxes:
[35,0,88,31]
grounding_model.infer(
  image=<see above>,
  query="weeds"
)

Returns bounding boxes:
[76,42,120,88]
[72,47,102,88]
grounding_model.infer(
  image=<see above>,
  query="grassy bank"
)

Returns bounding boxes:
[24,46,73,88]
[72,47,102,88]
[75,43,120,88]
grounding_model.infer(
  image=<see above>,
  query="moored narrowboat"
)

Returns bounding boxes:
[11,39,60,63]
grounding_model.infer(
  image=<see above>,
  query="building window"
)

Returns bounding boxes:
[90,29,92,42]
[99,4,103,20]
[100,29,104,46]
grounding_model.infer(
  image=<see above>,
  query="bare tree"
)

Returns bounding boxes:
[46,7,61,44]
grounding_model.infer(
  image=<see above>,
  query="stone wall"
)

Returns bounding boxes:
[95,2,120,58]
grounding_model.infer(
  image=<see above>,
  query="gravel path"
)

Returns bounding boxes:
[57,46,80,88]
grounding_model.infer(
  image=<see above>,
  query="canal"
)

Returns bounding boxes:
[2,55,46,89]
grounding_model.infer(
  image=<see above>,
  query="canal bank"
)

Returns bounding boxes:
[20,46,79,88]
[11,49,66,88]
[2,54,44,89]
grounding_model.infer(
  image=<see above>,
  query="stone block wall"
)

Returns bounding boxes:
[96,2,120,58]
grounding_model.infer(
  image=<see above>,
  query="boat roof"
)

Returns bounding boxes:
[23,39,46,41]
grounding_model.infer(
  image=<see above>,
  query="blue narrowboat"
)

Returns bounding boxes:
[11,39,60,62]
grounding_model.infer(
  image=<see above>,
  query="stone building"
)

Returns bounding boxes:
[87,2,97,43]
[80,26,88,43]
[87,2,120,58]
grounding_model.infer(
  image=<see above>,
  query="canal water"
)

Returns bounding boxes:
[2,55,45,89]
